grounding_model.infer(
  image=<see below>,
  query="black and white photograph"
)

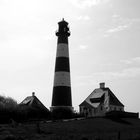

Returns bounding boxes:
[0,0,140,139]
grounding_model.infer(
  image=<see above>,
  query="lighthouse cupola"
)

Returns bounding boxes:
[56,18,70,44]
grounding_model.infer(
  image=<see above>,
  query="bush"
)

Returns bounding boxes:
[0,95,50,123]
[0,95,17,111]
[0,95,19,123]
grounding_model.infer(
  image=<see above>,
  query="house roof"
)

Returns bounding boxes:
[105,88,124,107]
[20,92,49,111]
[80,88,105,108]
[79,84,124,108]
[80,101,97,109]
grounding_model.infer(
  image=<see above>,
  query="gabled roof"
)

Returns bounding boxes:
[20,93,49,111]
[90,94,104,103]
[80,101,96,109]
[80,88,105,108]
[79,83,124,108]
[105,88,124,107]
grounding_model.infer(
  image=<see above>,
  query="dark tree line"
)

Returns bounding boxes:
[0,95,83,123]
[0,95,50,123]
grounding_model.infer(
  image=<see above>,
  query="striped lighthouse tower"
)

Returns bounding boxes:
[50,19,73,115]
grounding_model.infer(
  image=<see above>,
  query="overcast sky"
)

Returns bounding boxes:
[0,0,140,112]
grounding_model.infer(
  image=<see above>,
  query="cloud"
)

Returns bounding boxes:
[103,15,140,37]
[77,15,90,21]
[69,0,110,9]
[74,67,140,86]
[121,57,140,65]
[71,45,88,53]
[112,14,120,18]
[75,57,140,87]
[103,16,131,37]
[79,45,88,50]
[103,24,129,37]
[106,25,129,33]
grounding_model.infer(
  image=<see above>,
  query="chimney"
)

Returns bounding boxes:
[32,92,35,96]
[100,82,105,89]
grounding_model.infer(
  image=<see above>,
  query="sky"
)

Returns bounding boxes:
[0,0,140,112]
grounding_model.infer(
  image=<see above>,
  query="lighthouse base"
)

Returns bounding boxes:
[50,106,73,119]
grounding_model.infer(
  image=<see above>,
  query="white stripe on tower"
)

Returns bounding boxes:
[56,43,69,58]
[54,72,71,87]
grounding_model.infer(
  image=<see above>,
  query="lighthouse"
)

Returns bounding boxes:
[50,19,73,117]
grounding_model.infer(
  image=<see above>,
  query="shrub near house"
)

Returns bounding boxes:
[0,95,18,123]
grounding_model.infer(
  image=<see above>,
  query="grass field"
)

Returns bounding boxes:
[0,117,140,140]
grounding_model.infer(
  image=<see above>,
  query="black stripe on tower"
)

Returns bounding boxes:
[57,36,68,44]
[52,86,72,106]
[55,57,70,72]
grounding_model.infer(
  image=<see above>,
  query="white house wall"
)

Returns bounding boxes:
[104,90,110,111]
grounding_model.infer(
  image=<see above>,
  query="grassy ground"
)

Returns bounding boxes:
[0,117,140,140]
